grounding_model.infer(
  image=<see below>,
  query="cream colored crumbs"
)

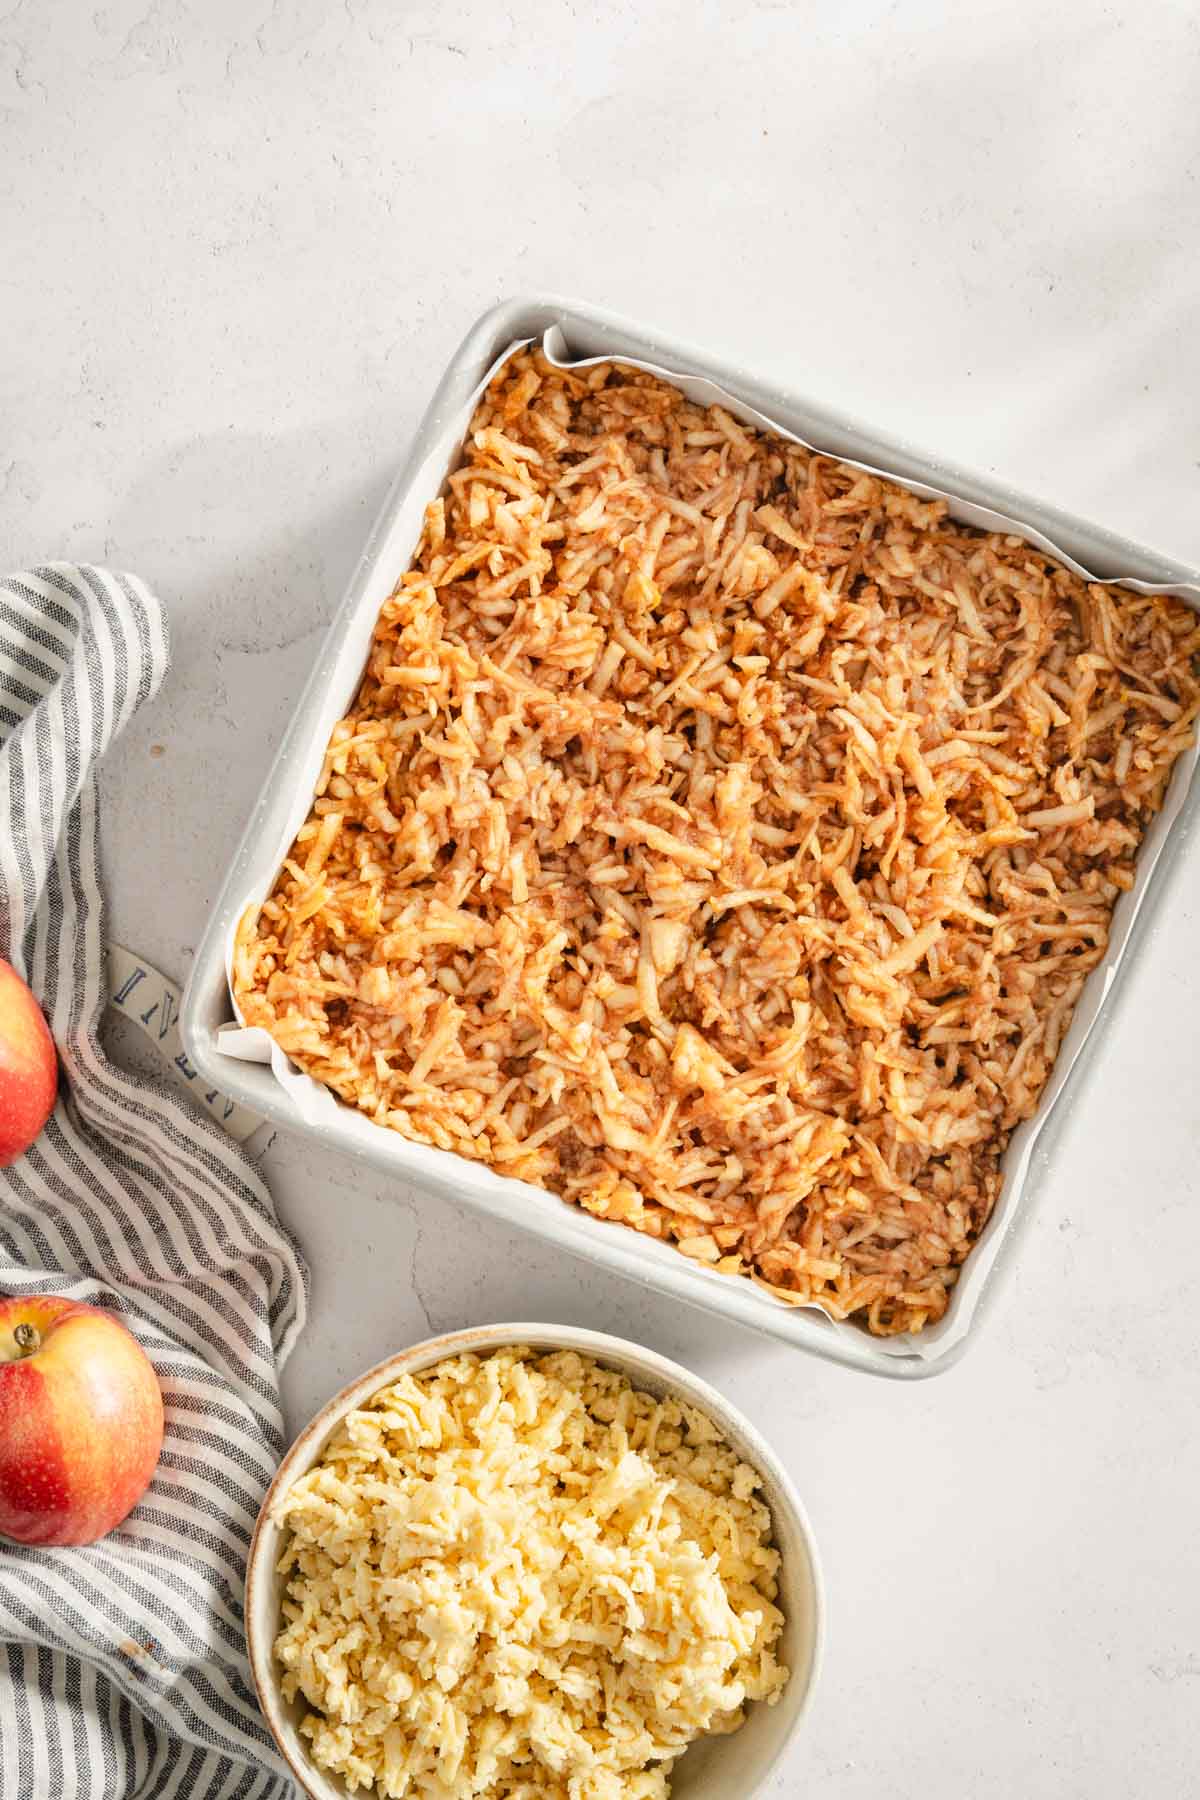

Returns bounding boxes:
[235,349,1200,1334]
[272,1348,788,1799]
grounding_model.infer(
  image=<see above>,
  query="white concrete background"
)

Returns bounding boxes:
[3,1,1199,1794]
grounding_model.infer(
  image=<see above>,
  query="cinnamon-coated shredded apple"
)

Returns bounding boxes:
[234,350,1200,1334]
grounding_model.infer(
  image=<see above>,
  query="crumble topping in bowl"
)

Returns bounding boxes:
[272,1348,788,1798]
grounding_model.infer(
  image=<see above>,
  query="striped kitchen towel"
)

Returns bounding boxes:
[0,567,307,1799]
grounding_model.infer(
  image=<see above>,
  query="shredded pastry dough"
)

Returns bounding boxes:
[272,1348,787,1798]
[234,350,1200,1333]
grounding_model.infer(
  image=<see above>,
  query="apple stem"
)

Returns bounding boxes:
[12,1323,40,1357]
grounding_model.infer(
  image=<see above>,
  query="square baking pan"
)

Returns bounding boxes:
[180,295,1200,1379]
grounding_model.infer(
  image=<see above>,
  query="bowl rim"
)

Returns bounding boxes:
[245,1321,825,1800]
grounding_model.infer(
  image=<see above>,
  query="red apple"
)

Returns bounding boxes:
[0,958,57,1166]
[0,1296,164,1546]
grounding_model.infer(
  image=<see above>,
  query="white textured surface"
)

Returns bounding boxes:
[3,3,1199,1795]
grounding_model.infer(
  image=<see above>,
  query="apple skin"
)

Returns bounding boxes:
[0,1296,164,1547]
[0,959,58,1167]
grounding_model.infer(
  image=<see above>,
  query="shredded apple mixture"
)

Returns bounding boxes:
[234,349,1200,1334]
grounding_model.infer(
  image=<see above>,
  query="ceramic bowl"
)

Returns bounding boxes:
[245,1322,823,1800]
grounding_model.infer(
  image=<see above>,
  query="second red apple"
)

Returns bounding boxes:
[0,958,57,1166]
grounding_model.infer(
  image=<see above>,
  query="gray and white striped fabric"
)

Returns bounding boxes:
[0,566,307,1799]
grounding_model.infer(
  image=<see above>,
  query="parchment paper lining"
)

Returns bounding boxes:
[214,330,1200,1357]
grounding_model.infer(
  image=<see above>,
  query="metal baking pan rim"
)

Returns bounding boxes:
[180,292,1199,1379]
